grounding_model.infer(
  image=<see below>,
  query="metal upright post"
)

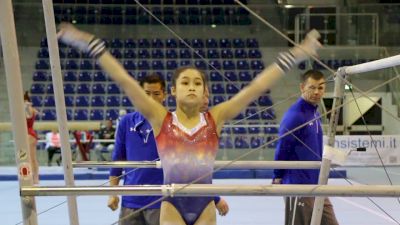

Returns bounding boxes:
[0,1,38,224]
[310,68,346,225]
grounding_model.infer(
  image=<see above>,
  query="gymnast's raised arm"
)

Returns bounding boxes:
[57,23,167,132]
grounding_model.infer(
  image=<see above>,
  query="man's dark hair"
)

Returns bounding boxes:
[139,73,166,91]
[301,70,325,83]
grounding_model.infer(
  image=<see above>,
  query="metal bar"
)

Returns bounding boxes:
[0,1,38,224]
[21,184,400,197]
[42,1,79,224]
[344,54,400,75]
[72,161,323,169]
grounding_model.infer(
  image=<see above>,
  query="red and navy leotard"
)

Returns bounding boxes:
[156,111,219,225]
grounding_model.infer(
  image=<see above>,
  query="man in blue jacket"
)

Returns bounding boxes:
[108,74,229,225]
[273,70,339,225]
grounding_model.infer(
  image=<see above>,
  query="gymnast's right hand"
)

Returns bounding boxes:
[57,23,94,53]
[290,29,322,63]
[108,195,120,211]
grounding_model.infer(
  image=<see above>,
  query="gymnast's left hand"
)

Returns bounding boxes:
[216,198,229,216]
[108,195,119,211]
[57,23,94,53]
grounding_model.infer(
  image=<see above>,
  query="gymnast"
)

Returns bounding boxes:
[57,23,321,225]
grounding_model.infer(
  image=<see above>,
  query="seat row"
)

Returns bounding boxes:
[35,59,265,71]
[53,0,246,5]
[219,135,277,149]
[38,48,262,59]
[40,37,259,49]
[33,70,259,82]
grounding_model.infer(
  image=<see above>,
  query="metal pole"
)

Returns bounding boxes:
[310,70,345,225]
[41,1,79,224]
[0,1,38,224]
[72,160,323,169]
[21,184,400,197]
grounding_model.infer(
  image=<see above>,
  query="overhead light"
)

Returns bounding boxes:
[211,24,217,28]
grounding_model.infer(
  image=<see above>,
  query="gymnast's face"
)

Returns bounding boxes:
[300,77,326,105]
[143,82,166,104]
[172,68,205,108]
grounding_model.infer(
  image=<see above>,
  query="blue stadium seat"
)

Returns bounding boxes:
[225,71,238,81]
[151,38,164,48]
[235,49,247,58]
[77,83,91,94]
[234,137,250,149]
[207,49,219,58]
[42,109,56,120]
[261,108,276,120]
[122,96,132,106]
[166,49,178,59]
[91,96,105,107]
[66,60,79,70]
[110,48,123,58]
[213,95,225,105]
[124,38,136,48]
[152,60,164,70]
[138,60,150,70]
[209,71,223,81]
[166,38,177,48]
[166,60,178,70]
[40,37,48,47]
[194,60,207,70]
[222,60,235,70]
[234,112,244,120]
[93,71,107,81]
[179,49,191,58]
[75,96,89,107]
[138,39,150,48]
[35,60,49,70]
[92,83,106,94]
[258,96,272,106]
[206,38,218,48]
[31,84,45,94]
[233,38,245,48]
[180,60,191,67]
[137,71,147,80]
[151,49,164,58]
[46,84,54,94]
[33,71,47,81]
[251,60,264,70]
[193,49,205,59]
[63,83,75,94]
[221,49,233,58]
[248,125,260,134]
[43,95,55,107]
[124,49,136,58]
[246,108,260,120]
[246,38,259,48]
[211,83,225,94]
[74,109,88,120]
[248,49,262,58]
[179,38,191,48]
[107,83,120,94]
[237,60,250,70]
[219,137,234,149]
[90,109,104,120]
[124,60,136,70]
[138,49,150,59]
[226,83,239,94]
[250,137,262,148]
[31,96,42,107]
[208,60,221,70]
[111,38,123,48]
[78,71,92,81]
[167,96,176,107]
[106,96,120,107]
[219,38,231,48]
[238,71,251,81]
[266,136,277,148]
[221,127,231,135]
[67,48,80,58]
[192,39,204,48]
[264,125,279,134]
[106,109,119,120]
[62,71,76,82]
[38,48,49,58]
[64,96,74,107]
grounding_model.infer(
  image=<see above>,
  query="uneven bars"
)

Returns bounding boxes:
[21,184,400,198]
[344,54,400,75]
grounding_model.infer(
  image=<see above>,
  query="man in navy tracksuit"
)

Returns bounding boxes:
[273,70,339,225]
[108,74,229,225]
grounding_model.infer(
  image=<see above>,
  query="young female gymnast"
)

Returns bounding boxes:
[57,23,321,225]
